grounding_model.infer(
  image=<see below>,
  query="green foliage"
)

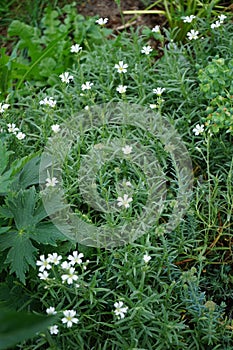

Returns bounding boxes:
[0,141,13,194]
[1,2,233,348]
[0,141,69,283]
[0,308,57,350]
[198,56,233,133]
[1,3,112,95]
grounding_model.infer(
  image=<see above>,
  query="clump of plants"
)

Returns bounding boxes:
[0,1,233,349]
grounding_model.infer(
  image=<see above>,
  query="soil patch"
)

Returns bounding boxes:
[77,0,166,31]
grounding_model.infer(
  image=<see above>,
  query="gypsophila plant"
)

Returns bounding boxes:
[1,2,233,349]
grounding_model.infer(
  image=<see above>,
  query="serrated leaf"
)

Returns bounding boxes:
[34,189,69,222]
[0,231,38,283]
[32,222,66,246]
[6,188,37,230]
[0,206,13,219]
[0,308,57,350]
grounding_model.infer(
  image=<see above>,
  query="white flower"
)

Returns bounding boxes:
[152,25,160,33]
[16,132,26,140]
[46,307,57,315]
[81,81,93,91]
[114,61,128,74]
[68,251,84,265]
[59,72,74,84]
[46,177,58,187]
[61,267,78,284]
[181,15,196,23]
[211,21,221,29]
[125,181,132,187]
[122,145,132,155]
[141,45,153,55]
[39,97,56,108]
[187,29,199,40]
[96,18,108,26]
[0,103,10,113]
[51,124,60,133]
[149,104,157,109]
[114,301,128,319]
[62,310,79,328]
[218,14,226,23]
[70,44,82,53]
[84,105,89,110]
[7,123,19,134]
[48,253,62,265]
[38,271,49,280]
[193,124,204,135]
[61,261,71,269]
[143,253,152,263]
[117,194,133,209]
[153,87,166,96]
[49,325,59,335]
[116,85,127,94]
[36,255,52,272]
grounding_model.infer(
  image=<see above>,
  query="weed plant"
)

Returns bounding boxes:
[0,2,233,350]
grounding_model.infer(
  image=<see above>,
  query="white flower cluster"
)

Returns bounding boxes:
[0,102,10,113]
[36,251,88,282]
[37,250,153,335]
[39,96,56,108]
[7,123,26,140]
[211,14,227,29]
[185,13,227,40]
[46,306,79,334]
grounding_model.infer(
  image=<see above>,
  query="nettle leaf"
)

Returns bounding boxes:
[32,222,67,246]
[0,231,38,284]
[34,189,69,222]
[6,188,38,230]
[0,186,68,282]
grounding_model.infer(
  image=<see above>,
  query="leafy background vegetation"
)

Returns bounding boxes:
[0,0,233,349]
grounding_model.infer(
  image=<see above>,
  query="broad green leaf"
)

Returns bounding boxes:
[0,308,57,350]
[38,56,57,77]
[0,206,13,219]
[16,155,41,189]
[0,283,30,310]
[0,231,38,284]
[11,152,40,178]
[0,171,12,194]
[8,20,42,61]
[34,189,69,222]
[16,33,67,90]
[0,141,13,176]
[0,227,10,235]
[0,141,13,194]
[5,188,37,230]
[32,222,67,246]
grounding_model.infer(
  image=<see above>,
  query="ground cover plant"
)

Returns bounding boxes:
[0,1,233,349]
